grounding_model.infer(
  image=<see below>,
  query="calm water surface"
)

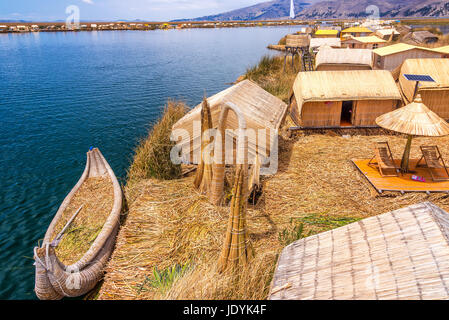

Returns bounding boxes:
[0,26,299,299]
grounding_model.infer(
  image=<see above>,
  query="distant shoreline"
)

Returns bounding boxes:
[0,21,309,33]
[1,17,448,34]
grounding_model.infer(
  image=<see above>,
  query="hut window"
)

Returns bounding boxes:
[373,43,379,49]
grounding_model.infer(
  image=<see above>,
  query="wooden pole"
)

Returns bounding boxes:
[401,135,413,173]
[412,81,419,101]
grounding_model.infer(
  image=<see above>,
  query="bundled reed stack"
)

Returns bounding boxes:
[210,102,246,205]
[193,96,213,194]
[218,159,253,272]
[211,102,252,271]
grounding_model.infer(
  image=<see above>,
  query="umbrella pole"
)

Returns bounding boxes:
[401,135,413,173]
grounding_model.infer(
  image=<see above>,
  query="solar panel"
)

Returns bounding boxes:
[403,74,436,82]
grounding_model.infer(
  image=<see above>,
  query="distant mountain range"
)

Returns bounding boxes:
[173,0,315,21]
[177,0,449,21]
[298,0,449,19]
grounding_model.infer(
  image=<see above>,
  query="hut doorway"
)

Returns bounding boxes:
[340,101,353,126]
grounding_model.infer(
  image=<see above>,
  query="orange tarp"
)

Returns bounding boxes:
[353,158,449,193]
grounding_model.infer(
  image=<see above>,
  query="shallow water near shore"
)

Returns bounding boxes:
[0,26,299,299]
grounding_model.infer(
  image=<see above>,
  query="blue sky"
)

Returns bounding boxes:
[0,0,266,21]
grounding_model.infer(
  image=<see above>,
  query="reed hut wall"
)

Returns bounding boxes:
[290,70,402,127]
[398,59,449,120]
[316,64,372,71]
[300,101,342,127]
[352,100,398,126]
[374,49,443,71]
[315,48,373,71]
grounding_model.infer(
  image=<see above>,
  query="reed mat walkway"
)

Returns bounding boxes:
[270,202,449,300]
[353,159,449,193]
[98,134,449,300]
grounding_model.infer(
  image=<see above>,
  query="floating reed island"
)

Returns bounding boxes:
[99,127,449,299]
[93,53,449,299]
[27,20,449,300]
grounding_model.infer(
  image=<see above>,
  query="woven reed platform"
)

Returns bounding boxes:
[269,202,449,300]
[353,159,449,193]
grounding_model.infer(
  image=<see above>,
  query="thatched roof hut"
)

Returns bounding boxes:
[340,26,373,39]
[289,70,402,128]
[396,25,412,36]
[397,59,449,120]
[433,45,449,58]
[270,202,449,300]
[172,80,287,165]
[375,28,400,41]
[410,31,439,45]
[342,35,387,50]
[373,43,444,71]
[309,38,341,51]
[314,29,339,38]
[286,34,310,47]
[315,48,372,71]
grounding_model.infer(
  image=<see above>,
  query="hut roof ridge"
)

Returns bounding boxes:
[293,70,402,105]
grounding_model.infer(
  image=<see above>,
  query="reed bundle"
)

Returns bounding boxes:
[193,97,213,194]
[218,163,253,272]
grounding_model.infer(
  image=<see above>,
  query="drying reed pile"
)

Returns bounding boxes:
[244,55,298,103]
[98,132,449,300]
[51,176,114,265]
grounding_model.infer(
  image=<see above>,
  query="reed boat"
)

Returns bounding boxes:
[34,148,122,300]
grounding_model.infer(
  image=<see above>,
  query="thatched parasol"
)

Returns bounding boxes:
[376,94,449,173]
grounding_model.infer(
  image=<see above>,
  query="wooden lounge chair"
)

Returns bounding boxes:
[368,142,400,177]
[416,146,449,181]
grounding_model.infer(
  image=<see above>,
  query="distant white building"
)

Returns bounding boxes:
[290,0,295,19]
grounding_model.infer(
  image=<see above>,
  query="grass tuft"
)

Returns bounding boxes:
[278,223,310,246]
[244,55,298,103]
[127,100,187,185]
[138,262,191,294]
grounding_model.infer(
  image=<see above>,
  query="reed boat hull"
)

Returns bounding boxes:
[34,148,122,300]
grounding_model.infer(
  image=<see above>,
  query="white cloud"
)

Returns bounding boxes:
[82,0,94,4]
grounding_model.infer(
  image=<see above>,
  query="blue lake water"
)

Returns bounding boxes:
[0,26,299,299]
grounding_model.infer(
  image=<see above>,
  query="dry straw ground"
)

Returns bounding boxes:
[97,48,449,300]
[98,131,449,300]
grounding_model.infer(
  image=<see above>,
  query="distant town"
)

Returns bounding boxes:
[0,20,316,33]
